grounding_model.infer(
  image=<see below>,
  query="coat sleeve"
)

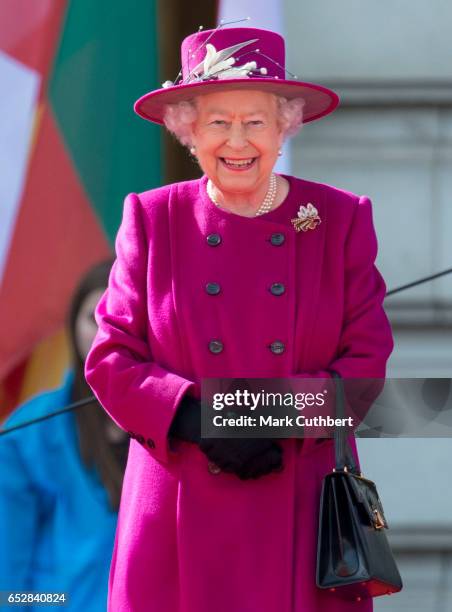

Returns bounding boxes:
[293,195,394,418]
[84,193,195,464]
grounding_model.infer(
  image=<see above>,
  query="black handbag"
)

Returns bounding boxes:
[316,371,403,601]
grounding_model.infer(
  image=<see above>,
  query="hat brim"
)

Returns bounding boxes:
[134,78,339,125]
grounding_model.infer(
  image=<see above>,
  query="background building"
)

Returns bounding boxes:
[285,1,452,609]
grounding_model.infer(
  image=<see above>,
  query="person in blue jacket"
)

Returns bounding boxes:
[0,259,129,611]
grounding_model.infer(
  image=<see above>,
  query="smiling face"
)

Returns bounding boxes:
[190,89,284,198]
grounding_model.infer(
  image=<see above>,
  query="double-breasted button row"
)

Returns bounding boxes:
[208,339,285,355]
[128,430,155,449]
[207,232,286,247]
[206,232,287,356]
[205,281,284,297]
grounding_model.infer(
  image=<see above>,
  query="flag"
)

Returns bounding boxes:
[0,0,161,417]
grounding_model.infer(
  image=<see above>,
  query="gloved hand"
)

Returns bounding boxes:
[199,437,283,480]
[168,395,202,444]
[169,396,284,479]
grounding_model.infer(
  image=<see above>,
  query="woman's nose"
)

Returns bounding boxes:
[226,124,248,149]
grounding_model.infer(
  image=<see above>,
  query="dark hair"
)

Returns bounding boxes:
[67,259,127,511]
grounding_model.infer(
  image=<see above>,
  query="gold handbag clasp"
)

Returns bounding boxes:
[372,507,386,530]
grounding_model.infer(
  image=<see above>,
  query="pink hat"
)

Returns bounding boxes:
[134,25,339,126]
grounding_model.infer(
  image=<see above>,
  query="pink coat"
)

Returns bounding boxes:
[84,174,393,612]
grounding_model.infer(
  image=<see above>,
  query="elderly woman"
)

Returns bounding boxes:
[85,25,393,612]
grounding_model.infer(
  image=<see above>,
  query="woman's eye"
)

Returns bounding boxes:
[248,120,264,126]
[211,120,226,126]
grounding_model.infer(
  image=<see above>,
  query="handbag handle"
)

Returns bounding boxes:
[329,370,359,473]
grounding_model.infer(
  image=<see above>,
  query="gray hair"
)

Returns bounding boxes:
[162,93,305,148]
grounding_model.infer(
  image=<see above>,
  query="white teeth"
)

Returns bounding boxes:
[223,158,255,167]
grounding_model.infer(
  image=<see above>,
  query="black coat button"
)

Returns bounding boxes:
[127,430,136,439]
[270,233,285,246]
[269,341,285,354]
[147,438,156,449]
[209,339,224,354]
[206,282,221,295]
[207,233,222,246]
[136,434,145,445]
[270,283,285,296]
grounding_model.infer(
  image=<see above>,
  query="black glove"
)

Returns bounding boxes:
[199,437,283,480]
[238,442,284,479]
[169,397,284,479]
[168,396,202,444]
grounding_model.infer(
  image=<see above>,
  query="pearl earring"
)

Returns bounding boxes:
[278,149,282,156]
[190,146,196,155]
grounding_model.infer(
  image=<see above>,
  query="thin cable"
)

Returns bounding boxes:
[386,267,452,297]
[0,396,98,436]
[1,266,452,436]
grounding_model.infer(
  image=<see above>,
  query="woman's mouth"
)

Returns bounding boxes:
[220,157,257,171]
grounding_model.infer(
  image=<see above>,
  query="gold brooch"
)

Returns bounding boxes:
[291,203,321,232]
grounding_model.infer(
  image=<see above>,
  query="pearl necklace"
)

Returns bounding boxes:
[206,173,277,217]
